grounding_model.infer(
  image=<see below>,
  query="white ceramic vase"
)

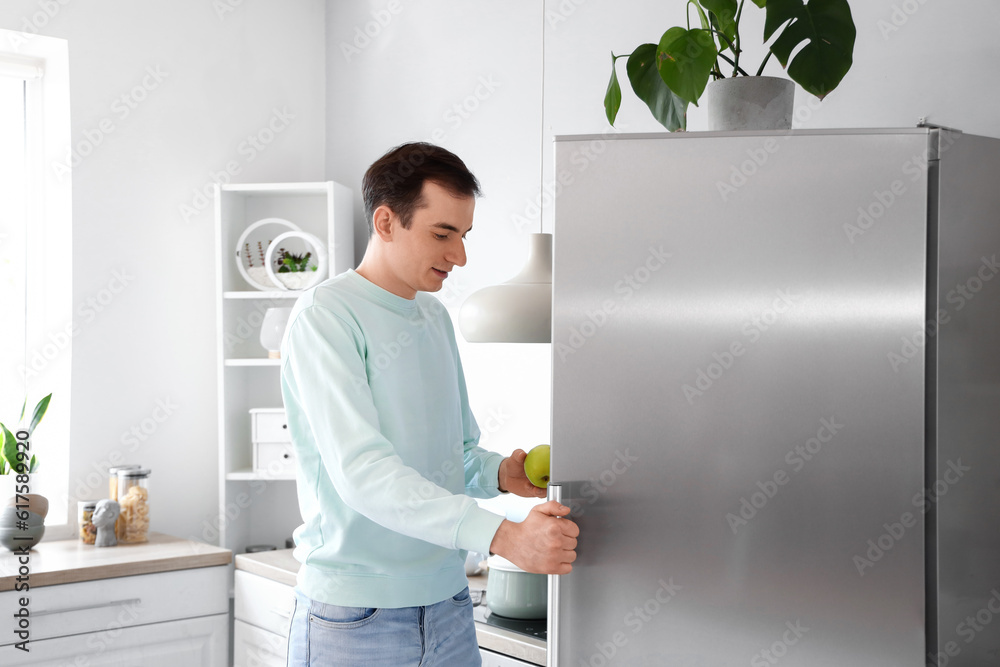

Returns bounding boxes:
[259,307,294,359]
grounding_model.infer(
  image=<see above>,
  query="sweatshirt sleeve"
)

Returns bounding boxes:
[454,349,505,499]
[281,303,504,554]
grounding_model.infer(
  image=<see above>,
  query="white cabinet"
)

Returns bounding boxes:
[0,565,229,666]
[214,182,354,555]
[6,615,229,667]
[233,569,295,667]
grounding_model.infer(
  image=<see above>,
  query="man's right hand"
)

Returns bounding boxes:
[489,500,579,575]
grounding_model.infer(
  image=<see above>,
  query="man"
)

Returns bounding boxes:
[281,142,578,666]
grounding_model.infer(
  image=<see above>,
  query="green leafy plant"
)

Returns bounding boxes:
[605,0,856,131]
[274,249,316,273]
[0,394,51,475]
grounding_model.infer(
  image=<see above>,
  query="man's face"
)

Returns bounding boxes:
[381,180,474,298]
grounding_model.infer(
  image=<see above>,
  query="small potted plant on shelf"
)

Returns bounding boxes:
[604,0,856,132]
[271,248,318,290]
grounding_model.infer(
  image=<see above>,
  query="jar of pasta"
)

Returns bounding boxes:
[116,468,151,543]
[109,465,142,541]
[78,500,98,545]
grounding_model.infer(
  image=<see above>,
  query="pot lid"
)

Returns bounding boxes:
[486,555,529,573]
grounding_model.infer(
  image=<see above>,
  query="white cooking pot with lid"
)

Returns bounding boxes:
[485,555,548,620]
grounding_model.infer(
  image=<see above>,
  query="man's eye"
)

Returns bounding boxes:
[434,234,448,240]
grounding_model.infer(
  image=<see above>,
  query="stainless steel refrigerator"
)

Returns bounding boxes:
[548,128,1000,666]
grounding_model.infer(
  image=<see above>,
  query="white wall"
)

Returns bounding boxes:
[0,0,326,540]
[326,0,1000,521]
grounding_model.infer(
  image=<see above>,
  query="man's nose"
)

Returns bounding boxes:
[447,238,467,267]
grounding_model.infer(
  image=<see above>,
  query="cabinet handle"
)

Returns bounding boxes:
[34,597,142,617]
[270,606,292,619]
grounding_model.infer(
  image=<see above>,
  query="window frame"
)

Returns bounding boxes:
[0,29,73,534]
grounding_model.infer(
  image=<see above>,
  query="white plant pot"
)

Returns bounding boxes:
[703,76,795,131]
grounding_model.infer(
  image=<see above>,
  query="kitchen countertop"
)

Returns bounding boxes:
[236,549,547,666]
[0,532,232,591]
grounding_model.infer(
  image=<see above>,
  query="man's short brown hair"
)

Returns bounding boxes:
[362,142,482,235]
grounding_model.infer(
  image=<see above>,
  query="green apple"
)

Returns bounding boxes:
[524,444,551,489]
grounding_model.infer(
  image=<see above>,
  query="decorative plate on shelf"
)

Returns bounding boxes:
[235,218,303,291]
[264,231,328,291]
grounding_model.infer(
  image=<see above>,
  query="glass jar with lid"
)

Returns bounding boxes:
[108,464,142,500]
[116,468,151,543]
[109,464,142,541]
[78,500,98,544]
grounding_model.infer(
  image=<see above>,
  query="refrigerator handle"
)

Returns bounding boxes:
[547,483,562,667]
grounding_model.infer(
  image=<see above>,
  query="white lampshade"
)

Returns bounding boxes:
[459,233,552,343]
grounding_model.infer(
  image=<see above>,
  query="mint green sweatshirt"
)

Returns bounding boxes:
[279,269,506,608]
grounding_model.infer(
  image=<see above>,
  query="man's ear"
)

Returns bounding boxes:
[371,205,396,242]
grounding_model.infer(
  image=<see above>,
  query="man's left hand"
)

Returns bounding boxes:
[498,449,547,498]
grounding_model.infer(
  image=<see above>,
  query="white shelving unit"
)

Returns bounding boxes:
[214,181,354,555]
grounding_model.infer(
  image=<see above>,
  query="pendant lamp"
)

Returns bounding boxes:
[459,3,552,343]
[458,233,552,342]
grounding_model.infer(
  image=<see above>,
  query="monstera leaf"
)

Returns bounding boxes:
[627,43,688,131]
[656,28,718,105]
[702,0,738,51]
[605,44,687,131]
[764,0,856,99]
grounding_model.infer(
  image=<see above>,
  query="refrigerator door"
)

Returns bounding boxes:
[551,130,931,666]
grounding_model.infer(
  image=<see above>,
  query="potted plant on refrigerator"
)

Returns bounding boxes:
[604,0,856,131]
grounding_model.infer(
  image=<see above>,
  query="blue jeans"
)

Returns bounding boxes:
[286,586,481,666]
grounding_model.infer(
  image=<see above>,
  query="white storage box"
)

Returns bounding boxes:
[250,408,296,477]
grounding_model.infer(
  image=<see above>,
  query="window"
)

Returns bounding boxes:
[0,30,72,530]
